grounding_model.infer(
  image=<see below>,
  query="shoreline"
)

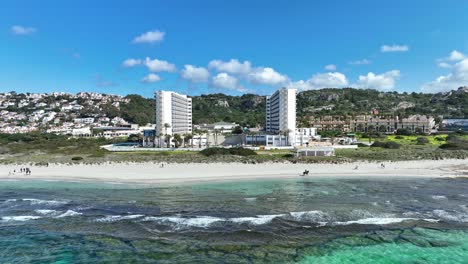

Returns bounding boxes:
[0,159,467,185]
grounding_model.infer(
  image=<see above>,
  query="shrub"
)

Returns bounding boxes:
[435,137,445,141]
[200,147,257,156]
[439,136,468,150]
[371,141,386,148]
[396,128,414,136]
[395,135,404,139]
[416,137,430,145]
[439,143,459,150]
[71,156,84,161]
[385,141,401,149]
[371,141,401,149]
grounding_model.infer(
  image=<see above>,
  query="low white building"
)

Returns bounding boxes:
[294,127,318,146]
[243,128,318,147]
[295,147,335,157]
[197,122,239,133]
[74,117,95,124]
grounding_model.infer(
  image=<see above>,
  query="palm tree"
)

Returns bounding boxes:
[163,123,171,148]
[283,129,292,146]
[356,123,364,132]
[213,129,220,146]
[165,134,171,148]
[206,130,211,148]
[184,133,193,148]
[199,130,206,148]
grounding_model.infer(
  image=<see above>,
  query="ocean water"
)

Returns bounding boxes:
[0,177,467,263]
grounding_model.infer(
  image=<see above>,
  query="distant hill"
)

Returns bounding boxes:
[297,87,468,119]
[119,87,467,127]
[8,87,464,128]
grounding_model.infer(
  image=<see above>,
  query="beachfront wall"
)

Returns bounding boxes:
[296,147,335,157]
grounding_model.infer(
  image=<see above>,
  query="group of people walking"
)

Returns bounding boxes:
[8,167,31,176]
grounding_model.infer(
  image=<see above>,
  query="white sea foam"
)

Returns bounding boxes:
[432,210,468,222]
[334,217,418,225]
[230,214,284,225]
[244,198,257,202]
[56,210,82,218]
[290,210,328,222]
[316,222,328,227]
[431,195,447,200]
[97,214,145,223]
[1,216,42,222]
[22,199,68,206]
[422,218,440,223]
[143,216,224,228]
[34,209,59,216]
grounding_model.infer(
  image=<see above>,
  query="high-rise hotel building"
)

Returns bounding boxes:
[266,88,297,145]
[154,91,192,136]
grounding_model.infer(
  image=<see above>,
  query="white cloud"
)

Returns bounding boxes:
[349,59,372,65]
[422,58,468,93]
[436,50,466,68]
[212,73,237,89]
[11,25,36,35]
[133,30,165,44]
[122,58,142,67]
[181,65,210,83]
[289,72,348,91]
[354,70,400,91]
[445,50,466,61]
[438,62,452,68]
[247,67,288,86]
[324,64,337,71]
[381,45,409,52]
[144,57,176,72]
[141,73,161,83]
[208,59,252,75]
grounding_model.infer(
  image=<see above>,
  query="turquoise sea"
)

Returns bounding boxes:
[0,177,467,263]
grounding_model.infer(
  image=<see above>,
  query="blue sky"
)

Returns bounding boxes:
[1,0,468,97]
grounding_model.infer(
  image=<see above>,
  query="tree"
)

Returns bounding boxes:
[213,129,220,146]
[173,134,183,148]
[165,134,171,148]
[232,126,243,135]
[379,125,387,133]
[127,134,142,142]
[163,123,171,147]
[357,124,364,132]
[183,133,193,148]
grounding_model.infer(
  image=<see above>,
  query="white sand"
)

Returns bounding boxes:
[0,159,467,185]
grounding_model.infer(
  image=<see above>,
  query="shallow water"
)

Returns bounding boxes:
[0,177,467,263]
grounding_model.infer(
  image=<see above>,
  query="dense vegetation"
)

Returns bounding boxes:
[118,87,468,126]
[1,132,467,165]
[297,87,468,119]
[200,147,257,156]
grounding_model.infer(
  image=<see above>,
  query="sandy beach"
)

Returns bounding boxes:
[0,159,467,185]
